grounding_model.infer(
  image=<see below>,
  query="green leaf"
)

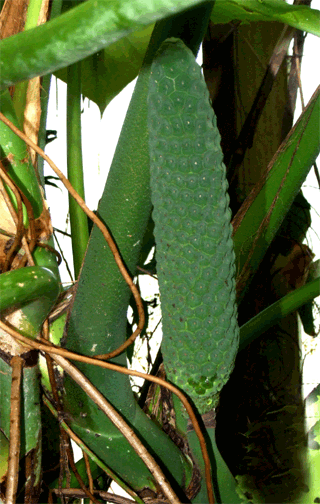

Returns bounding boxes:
[55,25,154,114]
[55,1,320,113]
[233,87,320,301]
[0,430,9,483]
[212,0,320,36]
[44,175,60,189]
[0,0,212,89]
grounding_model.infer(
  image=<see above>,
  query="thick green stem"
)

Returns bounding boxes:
[0,266,59,319]
[62,2,215,494]
[0,90,43,219]
[66,61,89,278]
[24,0,43,29]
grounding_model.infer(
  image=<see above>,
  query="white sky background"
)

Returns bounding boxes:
[44,31,320,404]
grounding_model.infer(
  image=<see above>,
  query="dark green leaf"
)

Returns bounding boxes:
[44,175,60,189]
[233,87,320,301]
[212,0,320,36]
[55,25,154,114]
[0,0,211,89]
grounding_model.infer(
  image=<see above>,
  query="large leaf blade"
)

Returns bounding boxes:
[0,0,211,89]
[213,0,320,36]
[1,0,318,103]
[55,24,154,114]
[233,86,320,301]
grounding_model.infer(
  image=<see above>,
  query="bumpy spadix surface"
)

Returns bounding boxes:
[148,38,239,413]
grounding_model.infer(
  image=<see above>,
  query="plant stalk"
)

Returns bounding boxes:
[66,61,89,278]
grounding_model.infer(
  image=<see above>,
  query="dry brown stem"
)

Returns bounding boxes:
[52,488,136,504]
[6,355,23,504]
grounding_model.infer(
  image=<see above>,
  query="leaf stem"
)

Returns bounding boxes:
[66,61,89,278]
[239,276,320,350]
[0,266,60,314]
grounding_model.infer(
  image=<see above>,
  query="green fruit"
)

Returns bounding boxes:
[148,38,239,414]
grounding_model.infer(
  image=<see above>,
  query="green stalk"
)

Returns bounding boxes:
[66,61,89,278]
[172,393,240,503]
[39,313,67,391]
[12,83,28,131]
[0,240,61,339]
[187,427,240,504]
[0,89,43,218]
[24,0,43,29]
[0,266,60,316]
[239,276,320,351]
